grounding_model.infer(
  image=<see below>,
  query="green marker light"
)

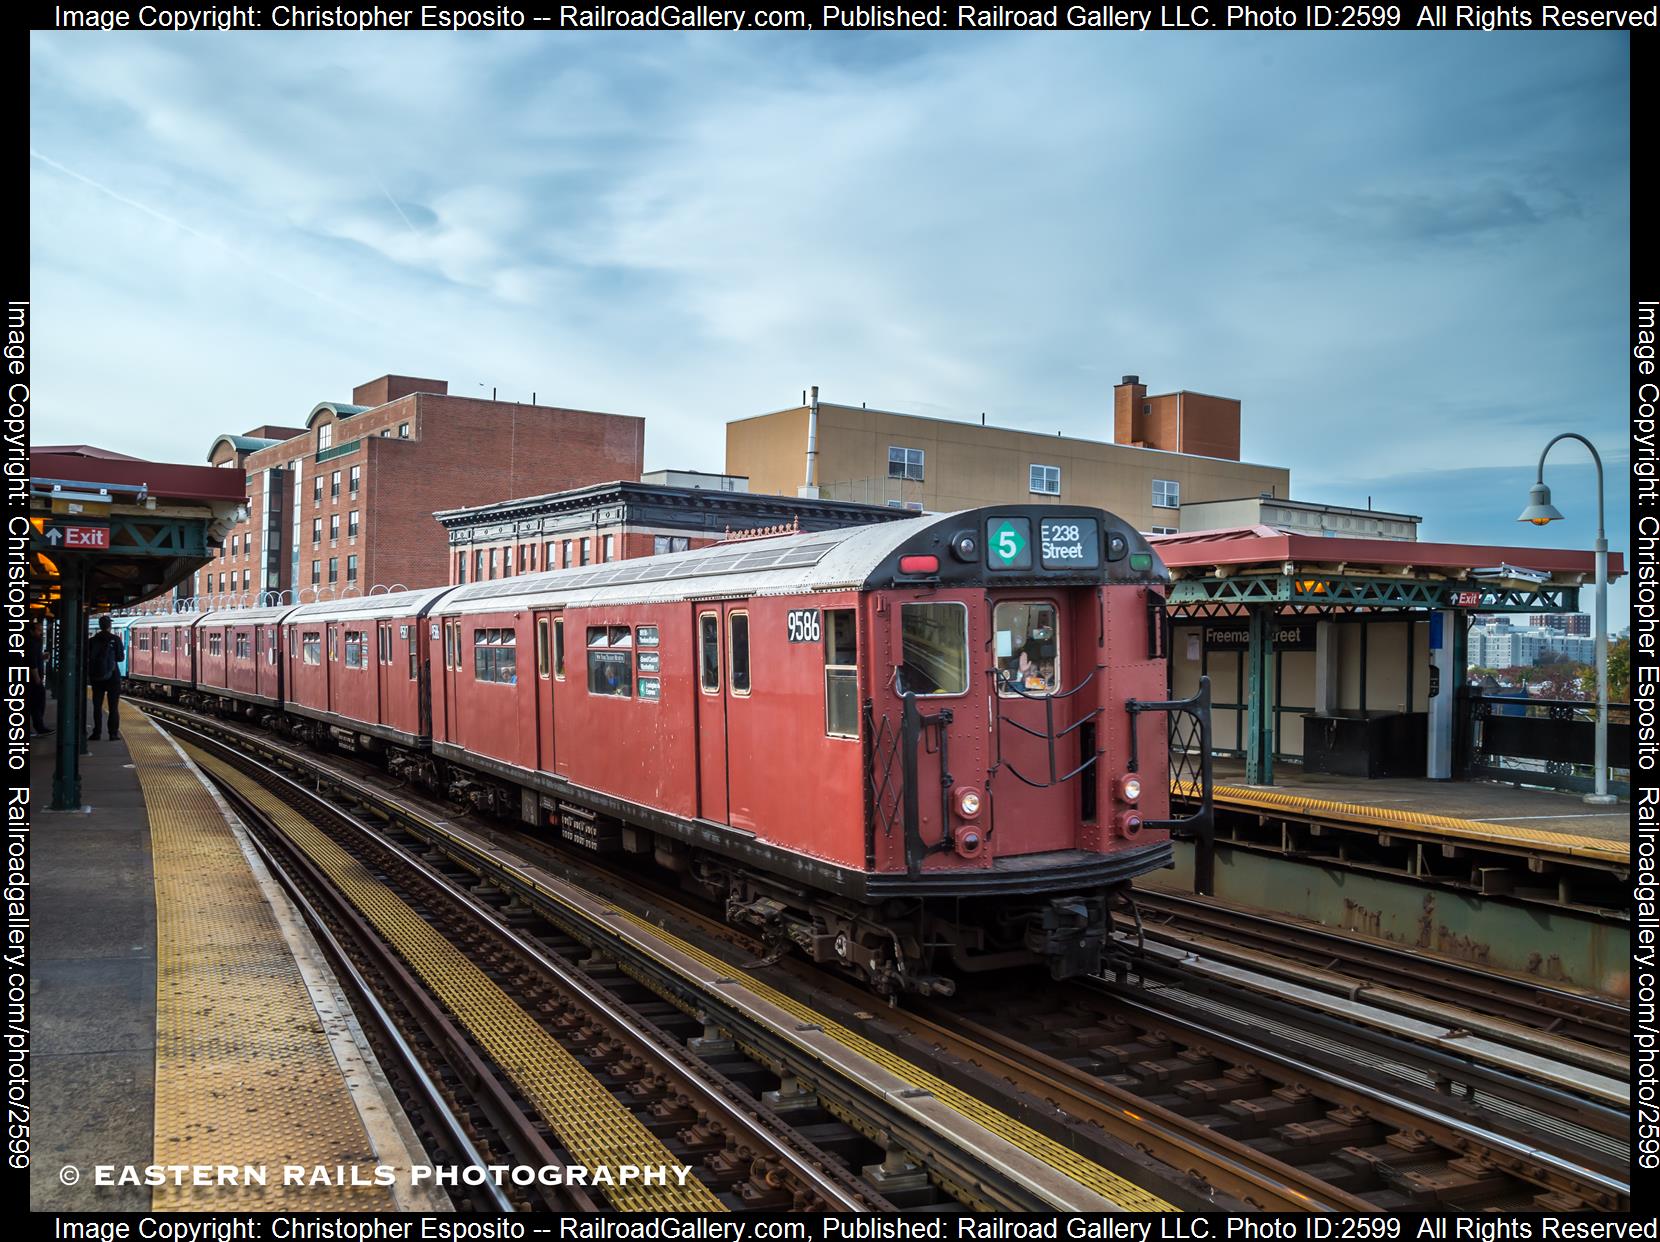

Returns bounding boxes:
[1129,552,1153,572]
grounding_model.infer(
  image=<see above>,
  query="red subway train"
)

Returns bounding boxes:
[126,505,1211,995]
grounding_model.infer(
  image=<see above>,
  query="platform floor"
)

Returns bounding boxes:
[1203,760,1629,861]
[30,701,436,1211]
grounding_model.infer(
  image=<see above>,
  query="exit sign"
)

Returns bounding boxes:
[41,522,111,551]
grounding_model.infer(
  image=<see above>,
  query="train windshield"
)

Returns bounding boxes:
[897,602,968,696]
[994,601,1060,696]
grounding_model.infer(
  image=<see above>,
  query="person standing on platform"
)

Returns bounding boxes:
[26,623,51,735]
[86,616,124,742]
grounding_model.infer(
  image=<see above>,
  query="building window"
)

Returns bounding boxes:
[218,572,226,592]
[313,477,323,506]
[653,536,690,555]
[311,560,321,585]
[603,534,615,562]
[328,557,338,584]
[457,552,467,583]
[319,423,334,452]
[230,534,239,557]
[349,465,360,495]
[311,518,322,545]
[1143,402,1151,415]
[1149,526,1179,536]
[346,555,358,583]
[489,548,498,579]
[563,539,573,567]
[586,626,632,697]
[302,632,321,665]
[1152,479,1180,509]
[343,630,367,670]
[348,510,359,539]
[398,422,410,438]
[580,539,590,566]
[887,446,925,481]
[330,470,341,499]
[329,514,340,542]
[1029,464,1061,496]
[474,549,483,581]
[898,602,969,696]
[242,569,251,591]
[544,541,555,569]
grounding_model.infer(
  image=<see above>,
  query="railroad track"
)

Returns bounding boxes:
[1127,890,1629,1052]
[146,704,1186,1212]
[140,700,1630,1215]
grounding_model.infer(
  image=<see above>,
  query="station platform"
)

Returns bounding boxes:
[30,702,439,1211]
[1199,759,1629,866]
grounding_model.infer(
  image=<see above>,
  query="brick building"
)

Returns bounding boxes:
[167,374,643,609]
[434,479,906,584]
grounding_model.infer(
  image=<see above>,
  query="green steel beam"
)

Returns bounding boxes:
[1168,573,1580,615]
[1245,607,1275,786]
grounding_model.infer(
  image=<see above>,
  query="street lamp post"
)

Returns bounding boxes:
[1517,432,1617,805]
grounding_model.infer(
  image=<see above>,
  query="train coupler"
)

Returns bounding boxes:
[1029,894,1109,980]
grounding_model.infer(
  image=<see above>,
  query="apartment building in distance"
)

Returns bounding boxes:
[725,375,1290,534]
[1180,495,1422,542]
[167,374,644,608]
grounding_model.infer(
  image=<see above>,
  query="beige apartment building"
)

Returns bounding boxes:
[727,376,1290,534]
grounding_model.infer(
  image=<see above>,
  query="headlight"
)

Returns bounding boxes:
[957,789,982,817]
[1119,775,1142,803]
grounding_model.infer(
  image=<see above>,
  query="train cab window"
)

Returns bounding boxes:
[587,626,633,697]
[994,602,1061,696]
[344,630,367,669]
[474,628,517,684]
[699,613,720,693]
[729,612,751,695]
[536,618,550,679]
[897,602,969,696]
[302,632,321,665]
[824,609,858,739]
[553,618,565,679]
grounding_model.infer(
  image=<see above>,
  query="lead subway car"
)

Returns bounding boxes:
[430,504,1210,996]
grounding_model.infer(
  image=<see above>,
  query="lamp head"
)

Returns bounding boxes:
[1517,481,1564,527]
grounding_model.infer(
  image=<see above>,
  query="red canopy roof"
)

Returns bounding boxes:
[1151,527,1623,580]
[31,447,247,506]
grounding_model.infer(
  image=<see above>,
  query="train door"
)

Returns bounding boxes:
[988,592,1085,855]
[693,605,728,823]
[439,617,461,744]
[534,610,561,773]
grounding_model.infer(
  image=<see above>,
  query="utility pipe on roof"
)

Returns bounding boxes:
[805,385,819,491]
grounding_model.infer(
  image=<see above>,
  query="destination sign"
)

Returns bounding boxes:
[1039,518,1100,570]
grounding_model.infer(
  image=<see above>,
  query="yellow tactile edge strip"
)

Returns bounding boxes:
[1173,779,1628,865]
[127,715,393,1212]
[185,745,725,1213]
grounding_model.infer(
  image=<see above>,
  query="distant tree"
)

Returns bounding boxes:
[1578,637,1630,703]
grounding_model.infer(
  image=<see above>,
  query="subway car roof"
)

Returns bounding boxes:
[283,585,456,626]
[434,505,1167,617]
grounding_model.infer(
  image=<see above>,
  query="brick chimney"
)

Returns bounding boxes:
[1113,374,1148,446]
[353,375,449,407]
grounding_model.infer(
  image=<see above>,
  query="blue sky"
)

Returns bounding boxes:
[29,31,1631,625]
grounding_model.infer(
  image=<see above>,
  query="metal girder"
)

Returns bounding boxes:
[1168,574,1579,615]
[28,515,210,559]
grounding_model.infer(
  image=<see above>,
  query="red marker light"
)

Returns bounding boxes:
[898,554,940,575]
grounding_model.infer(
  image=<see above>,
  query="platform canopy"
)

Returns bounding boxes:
[29,444,247,614]
[30,444,247,810]
[1151,525,1622,616]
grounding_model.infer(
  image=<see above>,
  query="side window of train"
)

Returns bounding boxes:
[897,602,969,696]
[824,608,858,739]
[587,625,633,698]
[728,612,751,695]
[698,613,719,693]
[993,601,1061,696]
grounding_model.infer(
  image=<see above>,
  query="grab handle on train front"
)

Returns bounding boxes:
[1125,674,1214,842]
